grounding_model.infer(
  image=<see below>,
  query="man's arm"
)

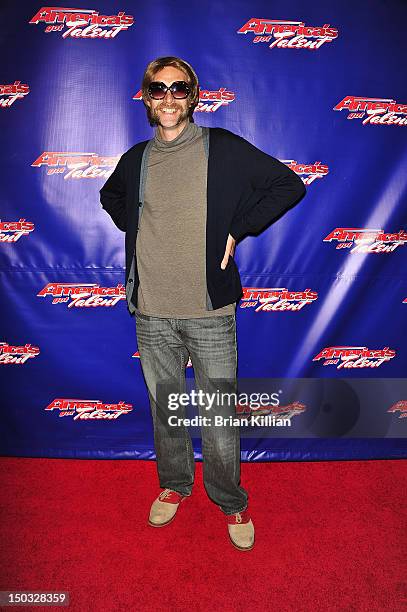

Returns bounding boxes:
[229,137,306,242]
[99,155,127,232]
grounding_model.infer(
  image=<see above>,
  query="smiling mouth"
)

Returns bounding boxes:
[159,107,178,114]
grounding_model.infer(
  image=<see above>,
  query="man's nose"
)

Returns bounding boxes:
[163,89,174,101]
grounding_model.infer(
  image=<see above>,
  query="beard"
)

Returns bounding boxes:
[150,104,190,128]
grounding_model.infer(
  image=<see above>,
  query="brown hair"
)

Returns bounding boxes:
[141,56,200,126]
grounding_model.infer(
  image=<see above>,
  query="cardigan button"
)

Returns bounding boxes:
[138,202,142,207]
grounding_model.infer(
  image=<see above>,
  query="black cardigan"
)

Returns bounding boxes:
[99,126,306,312]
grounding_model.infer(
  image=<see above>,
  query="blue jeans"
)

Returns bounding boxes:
[135,311,248,515]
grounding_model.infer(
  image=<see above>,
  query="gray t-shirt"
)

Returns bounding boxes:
[136,121,236,318]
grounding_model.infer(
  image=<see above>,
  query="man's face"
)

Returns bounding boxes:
[146,66,191,131]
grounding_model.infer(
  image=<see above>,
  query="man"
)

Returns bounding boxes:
[100,56,306,551]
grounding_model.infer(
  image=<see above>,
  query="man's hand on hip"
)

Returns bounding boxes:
[221,234,236,270]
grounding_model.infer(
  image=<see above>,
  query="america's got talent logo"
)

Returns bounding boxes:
[0,219,34,243]
[324,228,407,253]
[387,401,407,420]
[237,18,338,50]
[240,287,318,312]
[0,82,30,108]
[37,283,126,308]
[45,399,133,420]
[32,152,119,179]
[0,343,40,364]
[236,400,306,421]
[334,96,407,126]
[283,160,328,186]
[29,7,134,38]
[313,346,396,370]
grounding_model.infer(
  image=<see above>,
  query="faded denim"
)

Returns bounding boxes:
[135,312,248,515]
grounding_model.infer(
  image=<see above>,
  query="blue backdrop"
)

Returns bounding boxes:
[1,0,406,460]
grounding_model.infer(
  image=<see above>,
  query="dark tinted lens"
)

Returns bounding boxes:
[171,82,190,99]
[148,83,166,99]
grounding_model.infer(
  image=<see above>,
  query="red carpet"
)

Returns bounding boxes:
[0,458,405,611]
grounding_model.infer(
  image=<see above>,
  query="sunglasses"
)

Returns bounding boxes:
[147,80,191,100]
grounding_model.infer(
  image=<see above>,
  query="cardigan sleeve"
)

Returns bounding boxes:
[99,154,127,232]
[229,137,306,242]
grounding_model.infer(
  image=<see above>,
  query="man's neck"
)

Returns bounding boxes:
[156,119,189,142]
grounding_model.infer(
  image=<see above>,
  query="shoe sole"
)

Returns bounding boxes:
[148,513,176,528]
[228,533,255,551]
